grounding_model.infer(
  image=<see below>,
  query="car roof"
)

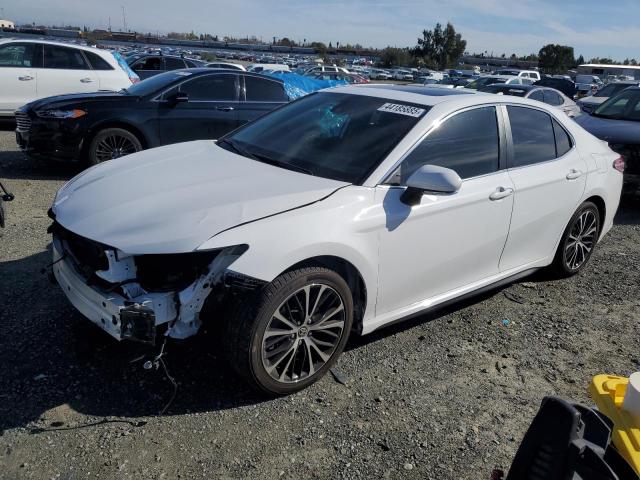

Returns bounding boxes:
[0,38,107,54]
[328,85,487,106]
[172,68,284,83]
[484,84,536,92]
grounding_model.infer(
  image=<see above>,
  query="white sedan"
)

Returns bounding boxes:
[479,83,581,117]
[49,86,623,395]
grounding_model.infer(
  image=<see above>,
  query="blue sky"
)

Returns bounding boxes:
[3,0,639,59]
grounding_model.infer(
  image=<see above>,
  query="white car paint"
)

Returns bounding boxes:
[51,86,623,342]
[52,141,347,254]
[0,39,133,117]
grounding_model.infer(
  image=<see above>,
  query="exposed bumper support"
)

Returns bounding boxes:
[52,237,252,342]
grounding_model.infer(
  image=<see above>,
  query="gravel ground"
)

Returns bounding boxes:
[1,129,639,480]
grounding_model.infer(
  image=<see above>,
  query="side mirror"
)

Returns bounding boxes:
[400,165,462,206]
[168,92,189,104]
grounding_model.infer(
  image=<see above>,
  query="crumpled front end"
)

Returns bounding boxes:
[50,221,255,343]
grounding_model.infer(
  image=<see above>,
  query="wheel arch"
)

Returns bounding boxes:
[583,194,606,233]
[280,255,368,335]
[82,120,150,155]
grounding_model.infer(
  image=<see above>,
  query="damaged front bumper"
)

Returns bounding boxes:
[51,235,254,343]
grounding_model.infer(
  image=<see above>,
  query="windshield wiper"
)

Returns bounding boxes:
[219,139,313,175]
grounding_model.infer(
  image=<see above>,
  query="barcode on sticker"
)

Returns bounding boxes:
[377,103,425,117]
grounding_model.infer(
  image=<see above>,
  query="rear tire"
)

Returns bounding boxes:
[224,267,353,396]
[87,128,143,166]
[550,201,600,277]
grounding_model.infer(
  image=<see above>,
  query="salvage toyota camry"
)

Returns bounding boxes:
[49,85,623,395]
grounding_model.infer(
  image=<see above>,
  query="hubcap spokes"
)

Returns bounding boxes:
[262,284,345,383]
[564,210,597,270]
[95,135,137,162]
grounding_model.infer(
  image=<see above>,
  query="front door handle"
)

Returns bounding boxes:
[80,77,94,83]
[215,106,234,112]
[566,169,583,180]
[489,186,514,201]
[18,75,34,81]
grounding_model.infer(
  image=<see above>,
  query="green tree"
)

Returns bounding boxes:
[379,47,412,67]
[412,22,467,70]
[576,54,585,65]
[538,44,575,73]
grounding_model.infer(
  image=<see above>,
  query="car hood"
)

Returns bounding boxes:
[52,141,349,254]
[575,114,640,144]
[23,91,135,111]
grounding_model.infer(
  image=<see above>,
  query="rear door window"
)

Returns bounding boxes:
[132,57,162,71]
[507,106,557,167]
[543,90,564,106]
[244,76,287,102]
[43,45,90,70]
[165,57,187,70]
[179,74,237,101]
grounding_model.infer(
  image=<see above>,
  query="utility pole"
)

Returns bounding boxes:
[108,16,111,32]
[121,5,127,32]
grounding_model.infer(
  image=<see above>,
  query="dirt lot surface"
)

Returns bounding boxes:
[1,130,639,479]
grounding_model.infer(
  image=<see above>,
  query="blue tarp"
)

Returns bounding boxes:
[264,72,349,99]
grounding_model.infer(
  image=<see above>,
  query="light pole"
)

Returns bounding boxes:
[121,6,127,32]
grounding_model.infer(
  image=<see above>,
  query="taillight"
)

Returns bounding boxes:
[613,156,625,173]
[131,77,140,84]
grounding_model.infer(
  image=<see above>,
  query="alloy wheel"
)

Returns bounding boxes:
[94,134,139,162]
[564,209,598,270]
[261,284,346,384]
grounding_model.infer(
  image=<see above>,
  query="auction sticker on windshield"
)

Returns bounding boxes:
[378,103,426,117]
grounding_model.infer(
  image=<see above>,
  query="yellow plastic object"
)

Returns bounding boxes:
[589,374,640,474]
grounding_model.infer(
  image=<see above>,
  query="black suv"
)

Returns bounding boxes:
[16,69,290,165]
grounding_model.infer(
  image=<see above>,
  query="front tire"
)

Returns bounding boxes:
[225,267,353,395]
[551,201,600,277]
[87,128,143,166]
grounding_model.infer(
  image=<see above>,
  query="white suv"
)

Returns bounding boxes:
[0,39,137,118]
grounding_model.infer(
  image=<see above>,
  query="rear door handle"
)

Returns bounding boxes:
[566,169,583,180]
[489,186,514,201]
[80,78,94,83]
[18,75,34,81]
[215,106,234,112]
